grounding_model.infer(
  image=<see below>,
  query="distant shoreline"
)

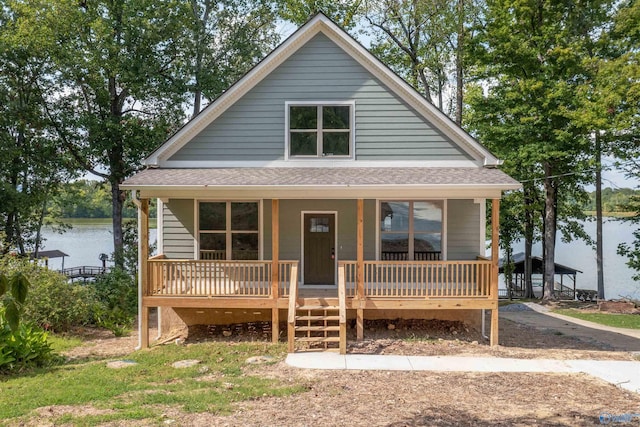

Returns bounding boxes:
[583,211,635,218]
[46,218,158,227]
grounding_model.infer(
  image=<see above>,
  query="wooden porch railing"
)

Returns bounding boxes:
[340,260,493,299]
[146,259,298,297]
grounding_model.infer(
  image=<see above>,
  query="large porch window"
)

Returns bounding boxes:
[380,201,443,260]
[198,201,259,260]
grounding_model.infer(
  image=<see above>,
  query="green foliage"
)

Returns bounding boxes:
[1,254,93,332]
[48,180,155,219]
[22,269,95,332]
[279,0,363,27]
[90,269,137,336]
[584,188,640,212]
[0,264,30,331]
[0,309,54,373]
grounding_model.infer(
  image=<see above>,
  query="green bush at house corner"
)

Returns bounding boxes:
[90,268,138,336]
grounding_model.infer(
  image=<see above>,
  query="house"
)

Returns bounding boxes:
[122,13,521,353]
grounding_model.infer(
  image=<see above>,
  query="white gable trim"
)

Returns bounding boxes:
[145,14,500,167]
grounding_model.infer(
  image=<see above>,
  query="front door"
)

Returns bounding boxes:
[303,213,336,285]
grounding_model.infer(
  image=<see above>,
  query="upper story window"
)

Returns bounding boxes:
[286,102,354,158]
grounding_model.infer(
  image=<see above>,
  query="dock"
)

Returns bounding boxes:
[60,266,110,281]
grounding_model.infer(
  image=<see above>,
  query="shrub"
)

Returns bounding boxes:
[0,309,54,373]
[23,270,96,332]
[89,268,137,336]
[0,256,95,332]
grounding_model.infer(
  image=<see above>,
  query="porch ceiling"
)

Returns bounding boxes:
[122,167,520,198]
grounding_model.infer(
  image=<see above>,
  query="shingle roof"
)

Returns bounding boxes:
[122,167,520,188]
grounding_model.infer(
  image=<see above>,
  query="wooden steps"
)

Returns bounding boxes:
[289,303,345,353]
[287,266,347,354]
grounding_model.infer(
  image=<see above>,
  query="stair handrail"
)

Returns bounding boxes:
[287,264,299,352]
[338,264,347,354]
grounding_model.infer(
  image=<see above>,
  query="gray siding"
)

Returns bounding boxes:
[447,199,481,260]
[277,199,376,261]
[170,33,471,162]
[163,200,195,259]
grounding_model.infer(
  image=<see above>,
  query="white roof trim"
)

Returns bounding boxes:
[144,13,501,167]
[156,159,483,168]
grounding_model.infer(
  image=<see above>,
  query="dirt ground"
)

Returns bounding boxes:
[42,302,640,426]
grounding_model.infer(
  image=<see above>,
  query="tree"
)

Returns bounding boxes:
[25,0,189,267]
[364,0,482,122]
[279,0,364,27]
[184,0,280,117]
[468,0,610,299]
[608,0,640,281]
[0,1,75,256]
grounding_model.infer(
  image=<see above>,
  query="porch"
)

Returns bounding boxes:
[137,198,501,353]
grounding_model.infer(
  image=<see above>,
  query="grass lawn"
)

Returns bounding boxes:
[0,340,304,426]
[554,309,640,329]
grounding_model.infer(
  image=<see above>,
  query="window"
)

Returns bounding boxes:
[287,103,353,158]
[380,201,443,261]
[199,201,259,260]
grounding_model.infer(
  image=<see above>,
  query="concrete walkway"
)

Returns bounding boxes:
[500,302,640,351]
[285,352,640,393]
[286,303,640,393]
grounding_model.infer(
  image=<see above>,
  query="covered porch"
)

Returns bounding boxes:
[135,196,502,353]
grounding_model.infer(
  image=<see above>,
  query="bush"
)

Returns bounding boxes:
[23,269,95,332]
[0,309,54,373]
[89,268,137,336]
[0,256,95,332]
[0,255,139,337]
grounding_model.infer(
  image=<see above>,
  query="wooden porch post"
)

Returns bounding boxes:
[356,198,364,341]
[491,198,500,347]
[140,198,150,349]
[271,199,280,343]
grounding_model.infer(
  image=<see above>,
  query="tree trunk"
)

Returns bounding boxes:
[542,163,557,300]
[455,0,464,125]
[33,197,48,258]
[595,131,605,300]
[523,184,535,298]
[192,89,202,118]
[111,181,125,268]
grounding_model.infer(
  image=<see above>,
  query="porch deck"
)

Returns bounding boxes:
[141,257,499,353]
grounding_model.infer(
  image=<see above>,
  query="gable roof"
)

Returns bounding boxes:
[144,13,501,167]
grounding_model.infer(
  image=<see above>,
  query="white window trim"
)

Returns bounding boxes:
[285,100,356,160]
[300,210,339,287]
[194,199,263,260]
[375,199,447,261]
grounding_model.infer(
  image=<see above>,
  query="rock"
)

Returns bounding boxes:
[471,340,479,346]
[452,331,458,335]
[245,355,275,365]
[222,330,232,337]
[106,360,137,369]
[172,359,201,369]
[387,324,396,330]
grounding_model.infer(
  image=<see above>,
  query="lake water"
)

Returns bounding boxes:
[41,219,157,270]
[505,219,639,300]
[41,218,639,299]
